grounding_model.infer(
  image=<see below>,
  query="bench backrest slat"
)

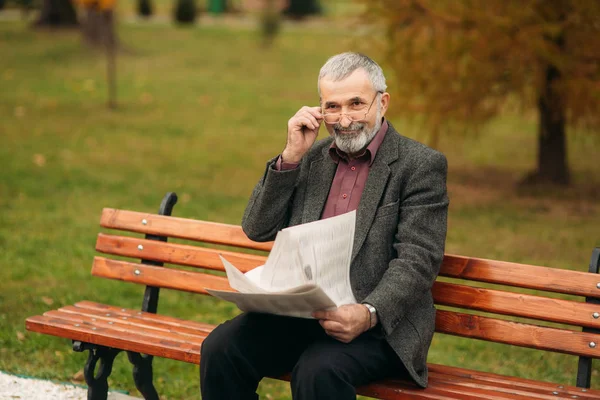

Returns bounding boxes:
[96,233,266,273]
[94,209,600,360]
[435,309,600,358]
[433,282,600,329]
[101,209,598,298]
[100,208,273,252]
[441,255,598,298]
[91,257,232,295]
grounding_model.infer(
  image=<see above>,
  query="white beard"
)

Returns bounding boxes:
[333,108,382,156]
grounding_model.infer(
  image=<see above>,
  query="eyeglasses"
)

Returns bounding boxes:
[321,92,382,124]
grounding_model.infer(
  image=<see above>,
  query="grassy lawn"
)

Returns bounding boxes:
[0,15,599,399]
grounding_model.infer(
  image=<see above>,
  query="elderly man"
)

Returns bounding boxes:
[200,52,449,399]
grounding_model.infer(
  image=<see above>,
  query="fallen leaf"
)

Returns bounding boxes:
[16,331,25,341]
[33,154,46,167]
[140,92,154,104]
[14,106,25,118]
[72,369,85,382]
[41,296,54,305]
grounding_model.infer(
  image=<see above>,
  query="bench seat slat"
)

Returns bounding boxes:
[359,380,514,400]
[25,315,202,364]
[22,315,499,400]
[441,255,600,298]
[100,208,273,252]
[74,301,213,331]
[55,306,213,336]
[91,257,232,294]
[96,233,265,273]
[433,281,600,329]
[29,305,600,400]
[43,310,209,343]
[427,373,587,400]
[435,309,600,357]
[429,365,597,400]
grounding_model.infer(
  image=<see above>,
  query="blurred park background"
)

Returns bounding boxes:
[0,0,599,398]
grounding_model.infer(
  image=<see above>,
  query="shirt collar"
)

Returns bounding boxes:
[328,119,388,166]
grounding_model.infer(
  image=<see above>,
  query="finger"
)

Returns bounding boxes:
[293,116,319,131]
[303,106,323,120]
[320,319,346,333]
[325,330,351,343]
[313,309,336,320]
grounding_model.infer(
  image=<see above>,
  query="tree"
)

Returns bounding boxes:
[174,0,197,24]
[35,0,78,27]
[363,0,600,185]
[138,0,153,17]
[284,0,320,20]
[79,0,118,108]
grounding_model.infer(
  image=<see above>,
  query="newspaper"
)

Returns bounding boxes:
[206,211,357,318]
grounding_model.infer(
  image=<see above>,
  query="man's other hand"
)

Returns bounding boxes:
[282,106,322,164]
[313,304,370,343]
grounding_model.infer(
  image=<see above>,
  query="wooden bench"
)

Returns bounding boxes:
[26,192,600,399]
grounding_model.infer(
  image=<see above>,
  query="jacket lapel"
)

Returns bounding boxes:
[351,125,399,262]
[302,146,337,223]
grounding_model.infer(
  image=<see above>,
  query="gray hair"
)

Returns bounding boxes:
[318,52,387,94]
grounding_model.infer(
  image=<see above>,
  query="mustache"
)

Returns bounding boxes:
[333,122,365,133]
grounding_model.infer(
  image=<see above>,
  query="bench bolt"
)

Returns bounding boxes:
[597,283,600,289]
[594,312,599,319]
[589,342,596,348]
[134,269,141,276]
[552,392,558,395]
[142,219,148,225]
[138,244,144,251]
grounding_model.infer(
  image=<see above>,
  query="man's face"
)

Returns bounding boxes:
[319,69,389,155]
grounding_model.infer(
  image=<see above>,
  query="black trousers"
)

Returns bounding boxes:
[199,312,406,400]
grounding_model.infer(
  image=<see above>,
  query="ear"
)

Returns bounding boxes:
[379,92,390,117]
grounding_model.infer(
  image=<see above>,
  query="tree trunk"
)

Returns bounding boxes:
[523,18,570,187]
[35,0,78,27]
[525,63,570,185]
[283,0,320,20]
[82,6,116,48]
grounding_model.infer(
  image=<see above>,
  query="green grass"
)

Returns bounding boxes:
[0,17,599,399]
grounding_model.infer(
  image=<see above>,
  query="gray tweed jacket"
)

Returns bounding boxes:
[241,122,449,388]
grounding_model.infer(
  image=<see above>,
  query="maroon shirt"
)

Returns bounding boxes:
[276,119,389,219]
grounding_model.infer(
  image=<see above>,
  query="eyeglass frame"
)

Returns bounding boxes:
[320,91,383,125]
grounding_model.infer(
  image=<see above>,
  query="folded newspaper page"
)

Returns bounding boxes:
[206,210,357,318]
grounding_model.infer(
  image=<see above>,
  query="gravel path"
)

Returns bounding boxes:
[0,371,138,400]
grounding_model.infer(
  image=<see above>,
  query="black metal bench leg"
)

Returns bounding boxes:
[127,351,159,400]
[73,342,121,400]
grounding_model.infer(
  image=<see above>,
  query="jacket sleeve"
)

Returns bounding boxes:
[363,151,449,336]
[241,156,301,242]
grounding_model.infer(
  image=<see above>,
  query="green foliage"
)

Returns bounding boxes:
[138,0,153,17]
[0,20,599,399]
[174,0,197,24]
